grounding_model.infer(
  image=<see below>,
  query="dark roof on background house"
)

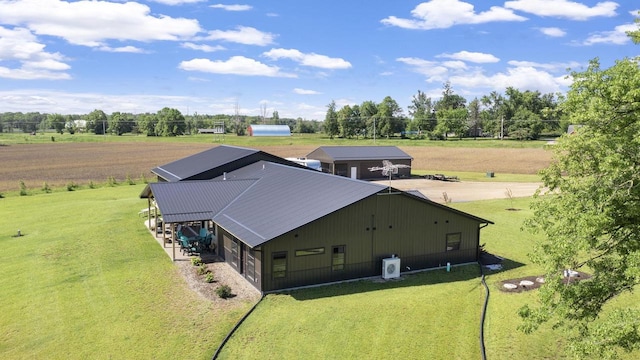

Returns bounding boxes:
[142,160,492,248]
[307,146,412,161]
[151,144,307,182]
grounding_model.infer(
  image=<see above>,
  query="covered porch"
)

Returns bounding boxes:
[140,184,219,261]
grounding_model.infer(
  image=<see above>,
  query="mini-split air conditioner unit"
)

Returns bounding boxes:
[382,257,401,279]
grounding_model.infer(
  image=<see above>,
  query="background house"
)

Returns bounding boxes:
[142,157,492,293]
[306,146,413,179]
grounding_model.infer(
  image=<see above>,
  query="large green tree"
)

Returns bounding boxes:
[520,55,640,358]
[324,100,339,139]
[47,114,66,134]
[376,96,405,137]
[155,107,185,136]
[86,109,108,135]
[408,90,435,133]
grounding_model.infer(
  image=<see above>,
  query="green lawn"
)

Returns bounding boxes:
[3,186,637,359]
[0,185,253,359]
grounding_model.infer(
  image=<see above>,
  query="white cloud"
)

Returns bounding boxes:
[0,26,71,80]
[505,0,618,20]
[181,42,226,52]
[206,26,275,46]
[293,88,321,95]
[0,0,201,47]
[152,0,206,5]
[538,27,566,37]
[262,48,352,69]
[396,57,450,81]
[381,0,527,30]
[441,60,468,70]
[98,45,147,53]
[507,60,580,72]
[398,54,570,96]
[450,65,567,94]
[437,50,500,63]
[178,56,297,77]
[582,23,638,45]
[210,4,253,11]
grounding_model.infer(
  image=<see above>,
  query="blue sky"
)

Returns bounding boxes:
[0,0,638,120]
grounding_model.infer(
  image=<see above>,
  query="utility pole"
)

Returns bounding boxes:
[500,116,504,140]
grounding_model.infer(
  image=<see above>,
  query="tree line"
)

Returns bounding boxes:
[324,82,566,141]
[2,83,566,140]
[0,108,322,136]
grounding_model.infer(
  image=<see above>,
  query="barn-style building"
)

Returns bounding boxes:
[306,146,413,179]
[141,151,492,293]
[247,124,291,137]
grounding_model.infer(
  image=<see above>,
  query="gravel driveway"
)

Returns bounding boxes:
[374,179,544,204]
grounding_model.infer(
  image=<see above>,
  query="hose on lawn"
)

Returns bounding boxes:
[212,294,265,360]
[479,262,489,360]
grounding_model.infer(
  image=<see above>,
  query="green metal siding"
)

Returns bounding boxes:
[259,192,485,291]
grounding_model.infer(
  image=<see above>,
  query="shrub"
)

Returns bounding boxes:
[88,180,96,189]
[216,284,232,299]
[42,182,52,193]
[66,182,78,191]
[191,257,203,266]
[0,192,4,198]
[107,176,117,187]
[140,173,148,184]
[19,181,27,196]
[196,264,209,275]
[205,273,215,283]
[126,173,135,185]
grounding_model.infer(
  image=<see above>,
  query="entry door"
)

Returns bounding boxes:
[350,166,358,179]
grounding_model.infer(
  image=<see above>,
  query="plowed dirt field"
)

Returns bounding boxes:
[0,142,552,193]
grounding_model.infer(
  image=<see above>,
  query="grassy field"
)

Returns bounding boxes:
[2,181,638,359]
[10,132,638,358]
[0,185,254,359]
[217,198,640,360]
[0,132,549,193]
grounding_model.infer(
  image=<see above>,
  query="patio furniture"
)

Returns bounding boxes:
[179,236,197,255]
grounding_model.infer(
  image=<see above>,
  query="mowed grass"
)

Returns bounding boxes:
[2,186,639,359]
[0,185,254,359]
[216,197,639,360]
[219,266,484,360]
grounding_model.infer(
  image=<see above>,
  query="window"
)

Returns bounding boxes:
[230,238,239,266]
[272,252,287,278]
[246,249,255,282]
[446,233,462,251]
[332,245,345,271]
[295,247,325,257]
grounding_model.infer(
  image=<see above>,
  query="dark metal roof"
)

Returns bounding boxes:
[307,146,412,161]
[145,180,256,223]
[143,160,492,249]
[152,145,259,182]
[212,161,387,247]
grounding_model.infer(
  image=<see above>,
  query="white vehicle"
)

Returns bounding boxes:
[286,157,322,171]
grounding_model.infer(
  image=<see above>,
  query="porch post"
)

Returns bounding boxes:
[172,223,176,261]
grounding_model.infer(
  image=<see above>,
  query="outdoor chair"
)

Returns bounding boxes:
[179,236,197,256]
